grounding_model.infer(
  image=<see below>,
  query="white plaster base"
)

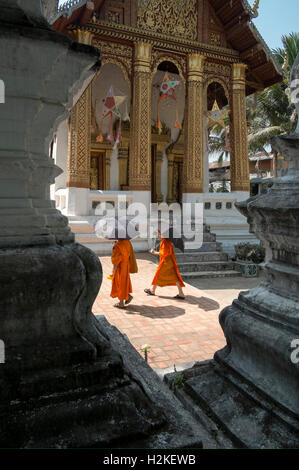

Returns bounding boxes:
[64,188,90,216]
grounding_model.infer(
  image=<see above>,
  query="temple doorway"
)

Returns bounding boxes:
[90,151,106,190]
[206,81,231,193]
[151,144,157,204]
[172,159,183,205]
[151,59,185,205]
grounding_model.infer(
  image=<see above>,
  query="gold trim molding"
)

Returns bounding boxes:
[83,20,241,63]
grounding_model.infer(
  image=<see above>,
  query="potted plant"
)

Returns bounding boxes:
[234,243,265,277]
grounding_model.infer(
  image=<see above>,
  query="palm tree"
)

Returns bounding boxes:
[247,33,299,175]
[208,33,299,178]
[208,115,231,167]
[273,33,299,74]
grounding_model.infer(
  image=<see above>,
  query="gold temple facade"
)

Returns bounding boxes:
[52,0,282,209]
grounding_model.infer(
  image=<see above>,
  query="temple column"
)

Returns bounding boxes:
[65,84,92,215]
[66,83,91,190]
[64,29,94,215]
[106,149,112,190]
[155,146,164,203]
[230,63,250,192]
[129,42,152,206]
[183,54,205,198]
[118,146,129,190]
[166,153,175,204]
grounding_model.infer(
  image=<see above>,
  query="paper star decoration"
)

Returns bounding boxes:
[96,86,127,144]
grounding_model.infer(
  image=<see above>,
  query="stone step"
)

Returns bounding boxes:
[182,270,240,279]
[176,252,228,263]
[164,361,299,449]
[202,233,217,242]
[184,242,222,253]
[178,261,235,273]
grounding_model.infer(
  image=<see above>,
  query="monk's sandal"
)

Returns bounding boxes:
[144,289,155,296]
[125,295,133,305]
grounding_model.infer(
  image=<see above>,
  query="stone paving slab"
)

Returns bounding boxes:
[93,253,261,372]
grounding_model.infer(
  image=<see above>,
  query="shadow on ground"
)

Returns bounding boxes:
[187,273,264,292]
[157,295,220,311]
[125,304,185,318]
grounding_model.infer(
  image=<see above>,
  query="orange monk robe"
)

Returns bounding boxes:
[152,238,185,287]
[110,240,138,300]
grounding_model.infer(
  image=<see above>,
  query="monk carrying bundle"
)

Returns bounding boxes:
[145,229,185,299]
[110,239,138,309]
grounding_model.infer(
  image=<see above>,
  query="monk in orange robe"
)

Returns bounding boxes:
[145,231,185,299]
[110,239,138,309]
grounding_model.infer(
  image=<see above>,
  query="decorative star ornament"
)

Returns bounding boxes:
[207,100,231,152]
[207,100,229,130]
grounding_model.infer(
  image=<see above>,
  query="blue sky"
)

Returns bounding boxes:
[253,0,299,50]
[58,0,298,51]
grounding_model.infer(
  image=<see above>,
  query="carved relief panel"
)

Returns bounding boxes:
[92,39,133,84]
[137,0,198,40]
[99,0,133,26]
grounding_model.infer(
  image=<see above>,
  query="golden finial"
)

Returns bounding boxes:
[251,0,260,18]
[282,52,289,74]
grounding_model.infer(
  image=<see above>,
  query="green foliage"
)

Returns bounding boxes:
[171,364,185,390]
[247,32,299,155]
[273,33,299,75]
[234,243,265,264]
[216,178,229,192]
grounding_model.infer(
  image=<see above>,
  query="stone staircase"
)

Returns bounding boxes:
[174,225,240,280]
[69,217,240,279]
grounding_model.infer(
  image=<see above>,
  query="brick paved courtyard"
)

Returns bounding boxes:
[93,253,261,373]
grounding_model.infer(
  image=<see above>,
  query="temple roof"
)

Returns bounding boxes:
[52,0,283,91]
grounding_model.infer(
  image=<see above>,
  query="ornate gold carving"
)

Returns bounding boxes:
[183,54,205,193]
[134,41,152,72]
[129,42,152,190]
[93,39,132,59]
[106,9,123,24]
[69,28,93,45]
[230,63,250,192]
[167,153,175,204]
[151,51,186,81]
[67,85,91,189]
[137,0,198,40]
[106,150,112,191]
[90,156,98,190]
[187,54,206,81]
[204,77,230,102]
[172,161,183,204]
[204,61,231,77]
[86,21,240,63]
[155,147,164,203]
[92,39,133,85]
[210,32,221,46]
[118,146,129,189]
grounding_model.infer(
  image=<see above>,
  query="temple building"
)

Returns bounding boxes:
[50,0,282,255]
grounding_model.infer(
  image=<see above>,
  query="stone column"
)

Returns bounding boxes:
[183,54,205,195]
[168,132,299,446]
[66,84,92,189]
[118,146,129,190]
[155,146,164,203]
[0,0,204,449]
[230,63,250,192]
[166,153,175,204]
[129,42,152,192]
